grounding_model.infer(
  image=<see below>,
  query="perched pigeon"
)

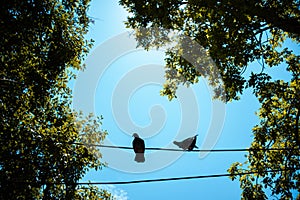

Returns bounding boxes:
[173,135,198,151]
[132,133,145,163]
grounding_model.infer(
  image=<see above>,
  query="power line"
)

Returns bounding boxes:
[73,142,299,153]
[1,139,298,153]
[77,168,299,185]
[10,168,299,186]
[2,137,298,153]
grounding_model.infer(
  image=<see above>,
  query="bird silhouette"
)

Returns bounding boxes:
[173,135,198,151]
[132,133,145,162]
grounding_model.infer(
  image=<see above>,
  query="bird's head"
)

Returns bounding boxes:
[132,133,139,138]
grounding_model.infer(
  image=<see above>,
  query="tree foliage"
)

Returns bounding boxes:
[120,0,300,199]
[228,80,300,199]
[0,0,112,199]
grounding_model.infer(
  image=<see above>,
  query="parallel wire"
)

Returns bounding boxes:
[2,138,299,186]
[3,140,298,185]
[1,139,297,152]
[73,142,299,152]
[77,168,299,185]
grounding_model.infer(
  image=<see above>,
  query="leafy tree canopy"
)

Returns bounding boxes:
[120,0,299,101]
[120,0,300,199]
[0,0,112,199]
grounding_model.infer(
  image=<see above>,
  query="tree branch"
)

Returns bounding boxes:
[182,0,300,35]
[296,107,300,147]
[253,7,300,35]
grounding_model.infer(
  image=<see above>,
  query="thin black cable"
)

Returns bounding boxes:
[1,139,297,152]
[77,168,299,185]
[9,168,299,185]
[74,142,299,152]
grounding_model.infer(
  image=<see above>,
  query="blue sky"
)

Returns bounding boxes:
[71,1,270,199]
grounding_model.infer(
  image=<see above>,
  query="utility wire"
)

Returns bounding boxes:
[73,142,299,152]
[77,168,299,185]
[1,139,298,152]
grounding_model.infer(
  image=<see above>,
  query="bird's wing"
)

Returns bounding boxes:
[133,137,145,153]
[174,137,194,150]
[174,135,199,150]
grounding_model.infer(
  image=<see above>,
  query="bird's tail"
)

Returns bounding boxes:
[173,141,180,147]
[135,153,145,163]
[173,141,185,149]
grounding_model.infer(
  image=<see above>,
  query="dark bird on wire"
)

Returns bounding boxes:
[132,133,145,163]
[173,135,198,151]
